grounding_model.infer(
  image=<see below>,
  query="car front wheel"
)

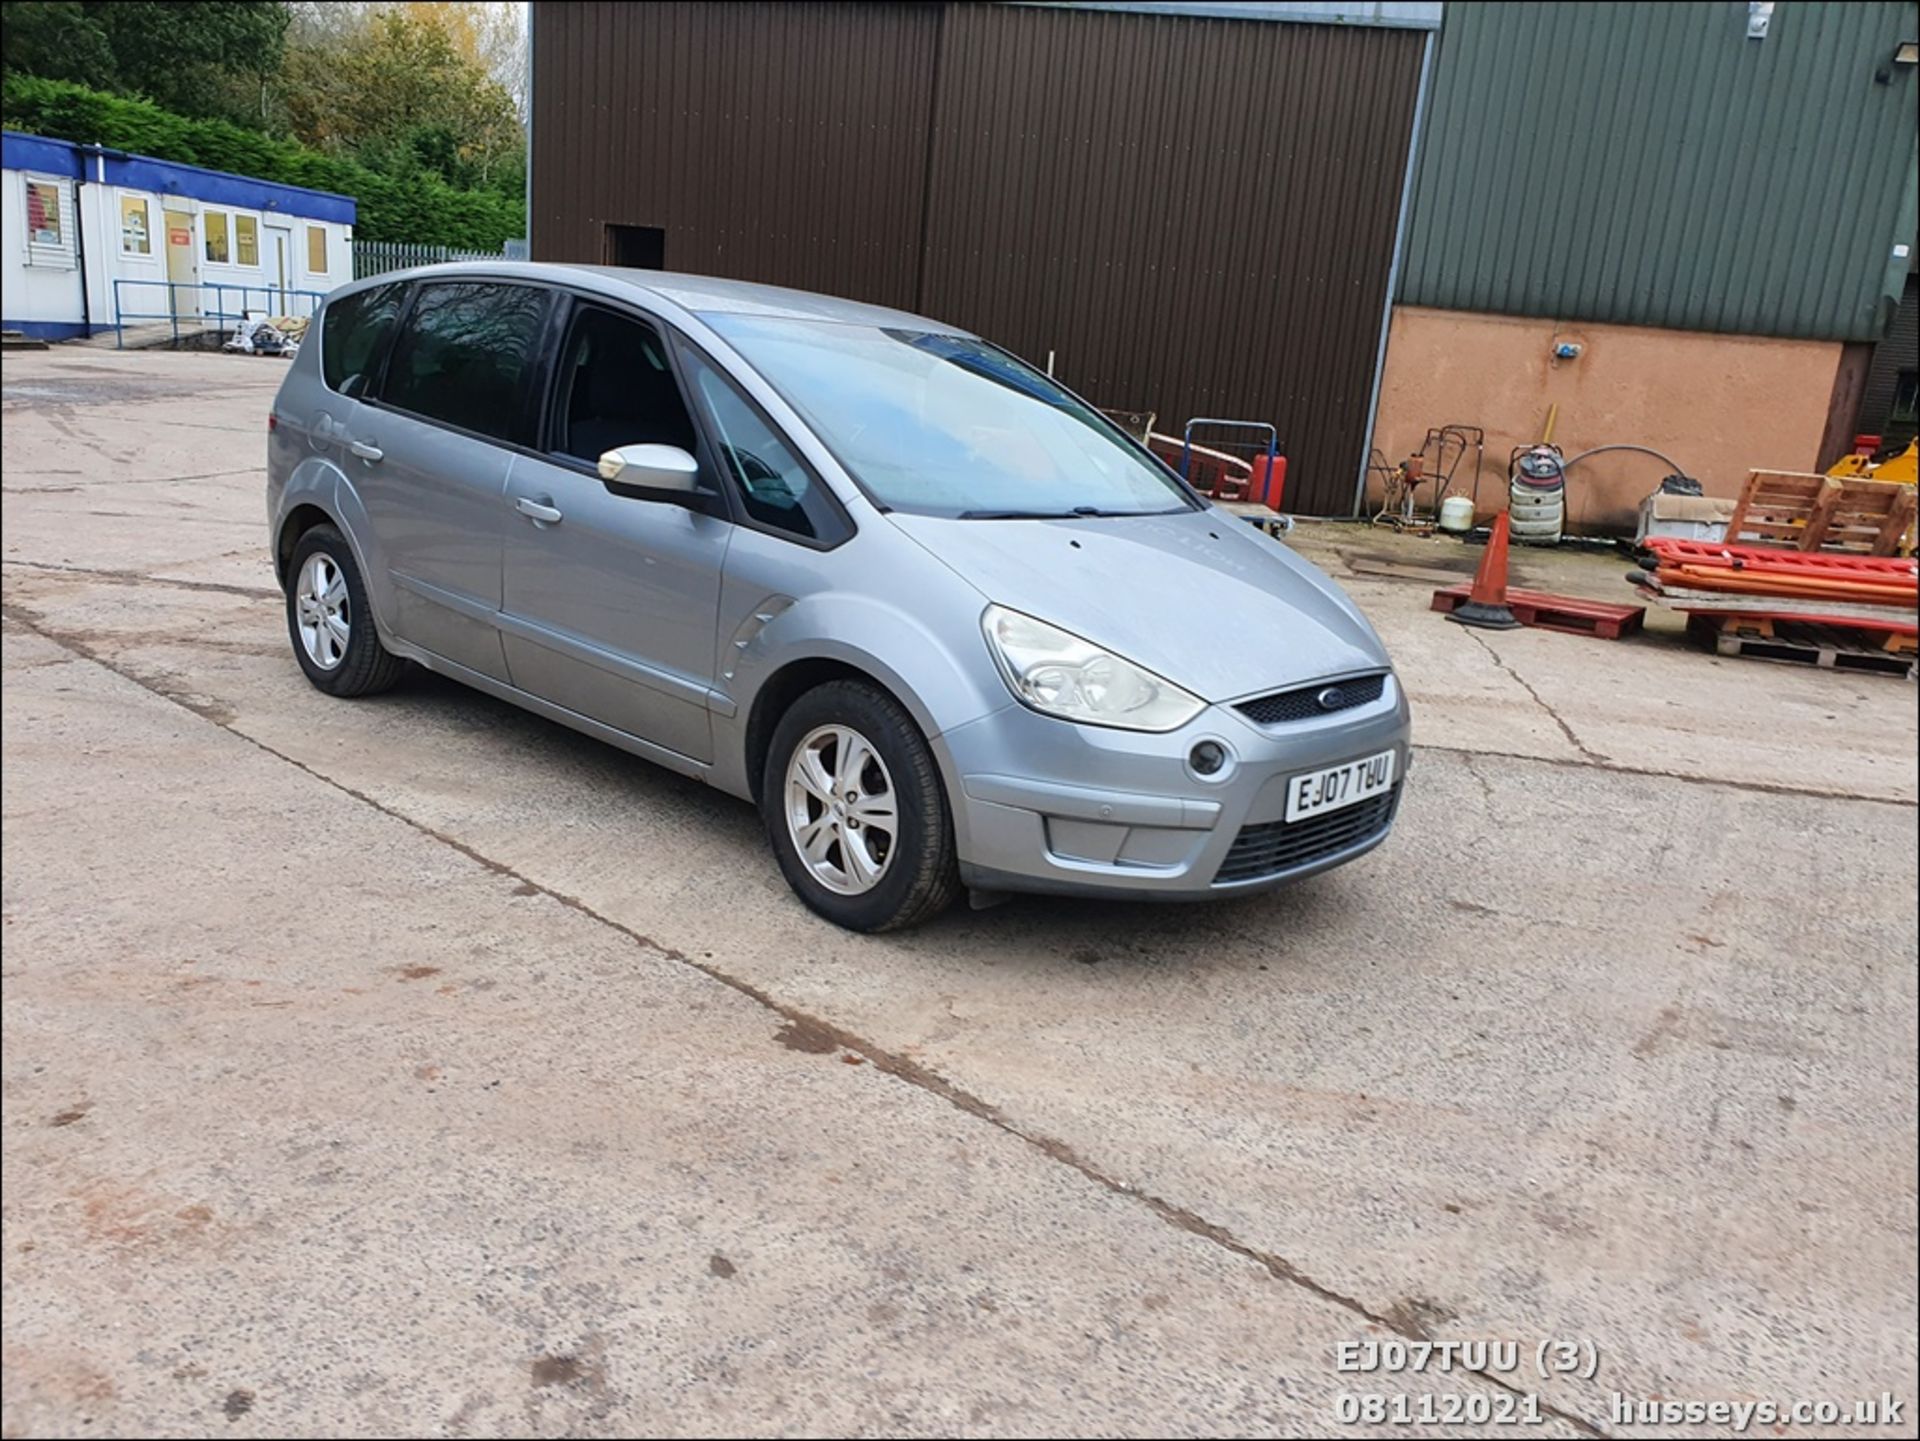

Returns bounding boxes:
[761,680,960,931]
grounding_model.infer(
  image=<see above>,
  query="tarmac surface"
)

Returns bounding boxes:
[3,347,1915,1437]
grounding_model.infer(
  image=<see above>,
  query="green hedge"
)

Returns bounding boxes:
[2,76,523,249]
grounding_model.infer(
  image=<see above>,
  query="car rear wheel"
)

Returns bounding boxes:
[762,680,960,931]
[285,524,405,698]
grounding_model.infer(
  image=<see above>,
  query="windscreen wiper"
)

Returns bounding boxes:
[957,505,1123,519]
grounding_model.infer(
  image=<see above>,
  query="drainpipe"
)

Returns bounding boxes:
[522,6,535,258]
[1351,26,1438,516]
[73,168,94,340]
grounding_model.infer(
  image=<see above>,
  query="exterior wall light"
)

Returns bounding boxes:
[1876,40,1917,83]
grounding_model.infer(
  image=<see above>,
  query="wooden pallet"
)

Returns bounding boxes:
[1431,584,1645,639]
[1688,614,1918,679]
[1632,579,1920,629]
[1725,470,1916,556]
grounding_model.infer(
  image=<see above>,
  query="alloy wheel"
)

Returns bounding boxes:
[296,551,350,670]
[783,723,899,895]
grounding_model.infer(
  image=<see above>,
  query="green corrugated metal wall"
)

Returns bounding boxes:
[1399,1,1920,341]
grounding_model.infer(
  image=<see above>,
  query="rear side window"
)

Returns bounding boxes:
[681,348,852,546]
[321,283,404,399]
[379,281,551,443]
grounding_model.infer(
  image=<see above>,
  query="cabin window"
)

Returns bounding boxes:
[120,195,151,255]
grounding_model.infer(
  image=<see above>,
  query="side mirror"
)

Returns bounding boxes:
[597,443,702,498]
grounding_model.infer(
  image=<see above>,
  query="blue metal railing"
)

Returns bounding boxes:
[111,279,330,349]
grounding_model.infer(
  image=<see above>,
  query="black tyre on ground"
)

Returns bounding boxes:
[761,679,961,932]
[284,523,406,698]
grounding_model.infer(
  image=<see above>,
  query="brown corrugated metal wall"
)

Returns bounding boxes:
[530,1,941,308]
[919,5,1422,513]
[531,2,1425,514]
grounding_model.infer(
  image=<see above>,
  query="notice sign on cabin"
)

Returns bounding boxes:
[169,228,191,247]
[22,177,74,266]
[26,180,62,245]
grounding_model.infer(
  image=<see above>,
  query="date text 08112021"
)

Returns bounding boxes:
[1334,1392,1545,1428]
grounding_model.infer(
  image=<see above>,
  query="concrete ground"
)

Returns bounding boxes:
[2,346,1915,1439]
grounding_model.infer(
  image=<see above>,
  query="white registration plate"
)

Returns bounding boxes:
[1285,749,1397,823]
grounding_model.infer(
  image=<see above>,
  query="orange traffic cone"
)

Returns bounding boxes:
[1446,512,1521,629]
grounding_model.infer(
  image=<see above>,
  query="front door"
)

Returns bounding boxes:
[351,278,554,681]
[499,301,732,762]
[163,209,198,317]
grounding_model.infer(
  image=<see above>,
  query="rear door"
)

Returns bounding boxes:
[498,298,733,762]
[348,279,553,680]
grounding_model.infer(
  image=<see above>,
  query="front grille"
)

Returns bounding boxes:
[1213,787,1400,884]
[1237,672,1387,726]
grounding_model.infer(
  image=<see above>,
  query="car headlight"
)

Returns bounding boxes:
[981,604,1204,732]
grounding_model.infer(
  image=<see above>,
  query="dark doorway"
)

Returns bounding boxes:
[1854,273,1919,457]
[604,224,665,270]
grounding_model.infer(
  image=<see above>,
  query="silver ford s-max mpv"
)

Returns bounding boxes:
[268,263,1410,930]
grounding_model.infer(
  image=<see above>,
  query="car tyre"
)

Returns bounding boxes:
[762,680,960,932]
[285,523,405,698]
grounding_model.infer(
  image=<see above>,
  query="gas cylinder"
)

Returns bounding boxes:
[1508,444,1565,544]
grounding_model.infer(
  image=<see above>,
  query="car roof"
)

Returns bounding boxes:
[354,260,968,335]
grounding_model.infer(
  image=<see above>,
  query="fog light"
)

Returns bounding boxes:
[1190,740,1227,775]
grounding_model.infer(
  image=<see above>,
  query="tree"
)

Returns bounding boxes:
[277,4,523,192]
[398,0,525,110]
[2,1,528,239]
[4,74,526,248]
[96,0,287,125]
[0,3,118,90]
[0,1,287,127]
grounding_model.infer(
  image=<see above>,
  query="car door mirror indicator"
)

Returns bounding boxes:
[598,443,701,494]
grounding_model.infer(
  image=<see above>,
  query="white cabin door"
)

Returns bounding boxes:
[266,225,293,310]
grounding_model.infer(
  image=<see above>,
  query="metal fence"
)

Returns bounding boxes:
[351,241,507,279]
[111,278,330,348]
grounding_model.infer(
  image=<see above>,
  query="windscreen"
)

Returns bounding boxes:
[704,315,1192,519]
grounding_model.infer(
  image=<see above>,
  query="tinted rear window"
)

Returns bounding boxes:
[379,281,551,443]
[320,283,403,398]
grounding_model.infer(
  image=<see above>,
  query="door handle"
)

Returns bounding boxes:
[348,439,384,462]
[515,496,564,525]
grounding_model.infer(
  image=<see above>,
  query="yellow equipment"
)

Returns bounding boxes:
[1871,439,1917,486]
[1828,436,1918,484]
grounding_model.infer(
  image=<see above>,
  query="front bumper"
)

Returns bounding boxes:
[934,674,1411,900]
